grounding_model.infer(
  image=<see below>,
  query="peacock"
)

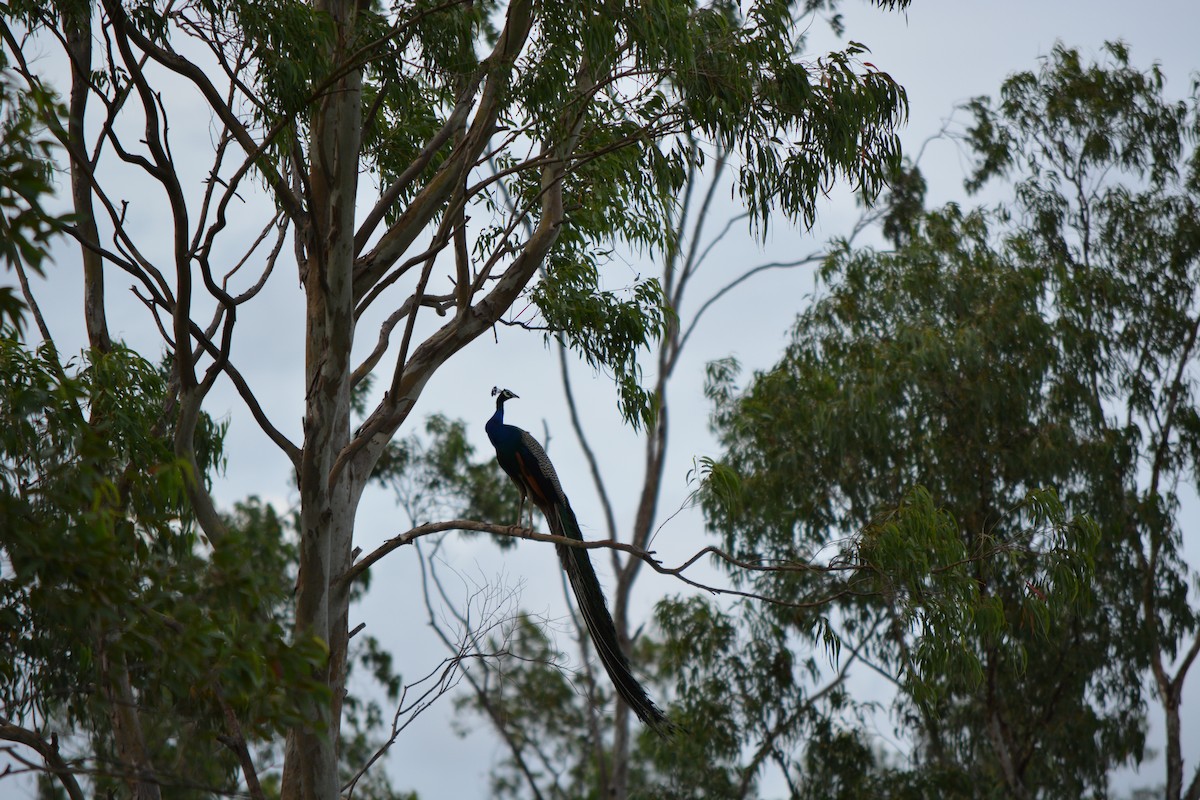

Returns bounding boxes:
[485,386,673,737]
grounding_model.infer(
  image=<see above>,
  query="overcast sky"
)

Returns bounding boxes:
[7,0,1200,796]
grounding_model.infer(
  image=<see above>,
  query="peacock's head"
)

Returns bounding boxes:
[491,386,519,405]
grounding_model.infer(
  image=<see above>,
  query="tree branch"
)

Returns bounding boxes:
[336,518,869,610]
[1173,629,1200,697]
[215,691,266,800]
[557,342,619,542]
[0,721,86,800]
[352,0,536,299]
[102,0,303,220]
[414,542,551,800]
[182,315,302,465]
[13,258,53,344]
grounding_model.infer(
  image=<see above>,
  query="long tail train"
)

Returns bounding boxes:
[485,387,673,737]
[546,499,675,738]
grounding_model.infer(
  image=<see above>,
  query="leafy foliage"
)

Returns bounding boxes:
[0,336,328,794]
[703,41,1200,799]
[533,268,672,428]
[0,52,67,329]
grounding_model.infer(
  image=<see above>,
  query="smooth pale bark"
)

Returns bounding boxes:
[281,0,363,796]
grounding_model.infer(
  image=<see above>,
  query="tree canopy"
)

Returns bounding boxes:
[0,0,915,797]
[704,41,1200,800]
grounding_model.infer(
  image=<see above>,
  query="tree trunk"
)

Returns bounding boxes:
[102,646,162,800]
[59,0,111,353]
[280,0,364,796]
[1164,682,1182,800]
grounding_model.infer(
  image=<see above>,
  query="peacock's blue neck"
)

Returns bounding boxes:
[486,401,509,440]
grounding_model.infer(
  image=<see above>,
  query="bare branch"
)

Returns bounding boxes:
[0,721,86,800]
[678,151,733,293]
[353,235,457,320]
[103,0,202,396]
[342,584,513,800]
[1173,628,1200,698]
[389,229,447,401]
[227,212,289,305]
[182,317,302,465]
[352,0,536,299]
[351,305,408,389]
[337,518,861,602]
[102,0,303,220]
[413,542,551,800]
[556,343,619,542]
[13,259,53,344]
[0,21,171,318]
[676,252,825,356]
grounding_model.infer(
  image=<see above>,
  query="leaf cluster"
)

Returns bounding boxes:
[701,41,1200,797]
[533,264,672,430]
[0,54,68,330]
[0,337,327,794]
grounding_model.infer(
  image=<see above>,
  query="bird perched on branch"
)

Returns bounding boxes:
[485,386,673,737]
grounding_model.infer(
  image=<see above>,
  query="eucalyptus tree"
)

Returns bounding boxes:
[962,42,1200,800]
[705,42,1200,799]
[0,0,911,797]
